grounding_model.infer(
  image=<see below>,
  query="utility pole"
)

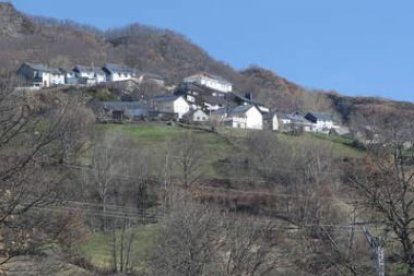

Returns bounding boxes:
[363,227,385,276]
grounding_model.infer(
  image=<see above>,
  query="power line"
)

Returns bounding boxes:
[61,162,365,214]
[29,201,387,233]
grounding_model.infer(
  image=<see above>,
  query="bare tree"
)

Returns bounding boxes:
[217,214,280,276]
[346,143,414,274]
[243,131,372,275]
[151,191,218,276]
[345,112,414,274]
[174,131,206,189]
[0,77,92,265]
[107,218,137,274]
[88,132,134,231]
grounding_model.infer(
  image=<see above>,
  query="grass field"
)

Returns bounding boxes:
[111,123,186,142]
[77,224,160,272]
[82,123,367,273]
[99,122,364,179]
[100,123,238,177]
[277,132,365,158]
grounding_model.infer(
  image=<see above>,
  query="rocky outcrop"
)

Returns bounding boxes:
[0,3,36,37]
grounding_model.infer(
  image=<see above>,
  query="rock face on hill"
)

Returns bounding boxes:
[0,3,36,37]
[0,3,107,74]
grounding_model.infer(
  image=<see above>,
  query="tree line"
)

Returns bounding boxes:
[1,74,414,275]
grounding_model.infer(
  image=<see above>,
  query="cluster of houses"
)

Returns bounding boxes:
[16,62,164,87]
[16,61,347,135]
[98,71,346,135]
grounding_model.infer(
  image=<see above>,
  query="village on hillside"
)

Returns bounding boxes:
[16,61,350,136]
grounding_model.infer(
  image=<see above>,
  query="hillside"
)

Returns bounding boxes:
[0,2,36,37]
[0,2,413,121]
[0,3,107,74]
[2,4,414,274]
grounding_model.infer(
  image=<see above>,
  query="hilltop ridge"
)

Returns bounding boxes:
[0,2,36,37]
[0,2,413,122]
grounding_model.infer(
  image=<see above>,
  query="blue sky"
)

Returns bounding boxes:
[11,0,414,102]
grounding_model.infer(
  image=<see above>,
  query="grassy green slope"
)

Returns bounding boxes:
[77,224,160,273]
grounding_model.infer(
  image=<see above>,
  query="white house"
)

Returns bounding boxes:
[73,65,106,85]
[153,95,190,119]
[137,72,165,87]
[332,126,351,137]
[103,64,136,82]
[59,68,78,85]
[224,105,263,130]
[304,112,338,133]
[279,112,314,133]
[102,101,150,120]
[183,109,209,122]
[263,112,279,131]
[184,72,232,93]
[17,62,65,87]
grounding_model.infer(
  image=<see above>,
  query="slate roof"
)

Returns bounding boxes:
[282,112,311,124]
[226,92,265,108]
[59,68,75,74]
[103,101,149,111]
[305,112,335,122]
[152,95,183,102]
[126,109,149,117]
[202,95,228,106]
[211,107,228,116]
[185,72,232,85]
[23,62,61,74]
[177,81,214,92]
[74,65,106,75]
[228,104,257,116]
[103,63,135,74]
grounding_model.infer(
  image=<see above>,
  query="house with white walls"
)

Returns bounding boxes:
[224,105,263,130]
[73,65,106,85]
[184,72,232,93]
[103,64,136,82]
[263,112,279,131]
[304,112,339,133]
[278,112,314,133]
[182,109,209,123]
[102,101,150,121]
[17,62,65,87]
[137,72,165,87]
[59,68,78,85]
[152,95,190,119]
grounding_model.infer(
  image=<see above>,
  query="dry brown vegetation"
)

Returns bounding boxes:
[1,2,413,123]
[2,3,414,275]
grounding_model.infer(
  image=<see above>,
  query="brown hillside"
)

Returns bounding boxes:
[0,2,413,123]
[0,3,107,74]
[239,67,333,113]
[0,2,36,37]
